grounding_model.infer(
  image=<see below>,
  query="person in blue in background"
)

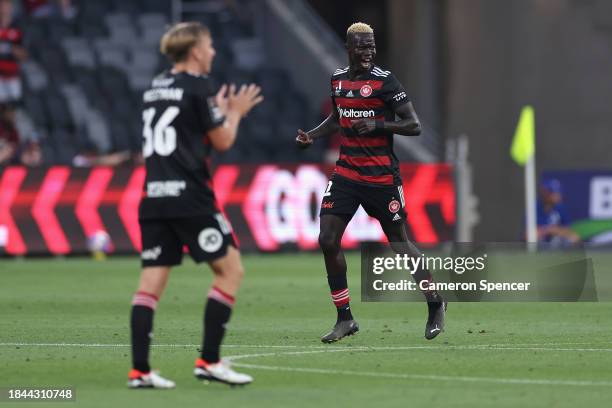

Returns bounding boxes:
[537,179,580,246]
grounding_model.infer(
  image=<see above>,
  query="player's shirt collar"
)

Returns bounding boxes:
[335,65,390,81]
[169,68,209,79]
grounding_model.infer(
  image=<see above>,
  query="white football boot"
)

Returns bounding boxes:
[128,369,176,389]
[194,358,253,386]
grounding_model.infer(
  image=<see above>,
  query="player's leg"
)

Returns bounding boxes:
[129,266,175,389]
[202,245,243,366]
[379,221,447,339]
[131,267,171,374]
[319,182,363,342]
[319,214,353,320]
[361,182,447,339]
[319,214,360,342]
[128,220,181,389]
[380,220,441,299]
[193,245,252,385]
[178,214,252,385]
[318,179,361,342]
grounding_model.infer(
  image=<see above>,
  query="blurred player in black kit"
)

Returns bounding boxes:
[296,23,447,343]
[128,22,262,388]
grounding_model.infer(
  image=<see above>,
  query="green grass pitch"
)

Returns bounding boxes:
[1,253,612,407]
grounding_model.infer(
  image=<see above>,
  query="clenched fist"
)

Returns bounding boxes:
[296,129,313,149]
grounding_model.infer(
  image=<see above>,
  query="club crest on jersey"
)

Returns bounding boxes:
[360,84,373,97]
[389,199,401,213]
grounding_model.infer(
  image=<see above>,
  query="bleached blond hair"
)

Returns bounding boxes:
[160,22,210,63]
[347,22,374,36]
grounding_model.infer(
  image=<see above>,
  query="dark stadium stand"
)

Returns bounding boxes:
[19,0,321,165]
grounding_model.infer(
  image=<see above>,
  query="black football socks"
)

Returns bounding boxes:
[201,286,234,364]
[130,291,159,373]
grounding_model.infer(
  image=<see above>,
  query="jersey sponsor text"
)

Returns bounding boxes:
[337,107,376,119]
[146,180,186,198]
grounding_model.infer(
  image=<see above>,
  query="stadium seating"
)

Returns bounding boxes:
[20,0,316,165]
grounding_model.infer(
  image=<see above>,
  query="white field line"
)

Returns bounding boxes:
[4,341,612,387]
[0,343,353,349]
[230,362,612,387]
[226,348,365,361]
[488,341,612,346]
[2,342,612,353]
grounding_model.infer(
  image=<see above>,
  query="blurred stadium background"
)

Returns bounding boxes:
[2,2,612,406]
[1,0,611,253]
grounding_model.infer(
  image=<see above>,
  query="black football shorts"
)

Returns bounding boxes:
[319,176,407,225]
[139,213,236,267]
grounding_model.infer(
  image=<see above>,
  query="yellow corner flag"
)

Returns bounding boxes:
[510,105,535,166]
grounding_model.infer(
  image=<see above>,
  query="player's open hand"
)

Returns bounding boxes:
[351,119,376,135]
[228,83,264,118]
[296,129,313,149]
[214,84,229,115]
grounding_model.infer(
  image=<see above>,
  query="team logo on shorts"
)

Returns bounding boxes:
[141,246,162,260]
[360,84,373,97]
[388,199,401,213]
[198,228,223,253]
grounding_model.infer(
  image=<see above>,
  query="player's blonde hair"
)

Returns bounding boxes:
[347,22,374,36]
[160,22,210,63]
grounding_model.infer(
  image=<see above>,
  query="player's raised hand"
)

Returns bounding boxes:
[296,129,313,149]
[351,119,376,135]
[228,83,264,117]
[214,84,229,115]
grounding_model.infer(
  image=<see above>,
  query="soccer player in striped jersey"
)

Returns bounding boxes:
[296,22,447,343]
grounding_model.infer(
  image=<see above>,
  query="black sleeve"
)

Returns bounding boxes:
[330,76,338,109]
[381,73,410,110]
[196,78,225,131]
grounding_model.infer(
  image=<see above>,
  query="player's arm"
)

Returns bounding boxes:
[352,102,421,136]
[208,84,263,152]
[381,102,421,136]
[353,73,422,136]
[295,109,340,149]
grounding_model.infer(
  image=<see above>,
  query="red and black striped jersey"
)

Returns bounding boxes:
[330,65,409,186]
[0,23,23,78]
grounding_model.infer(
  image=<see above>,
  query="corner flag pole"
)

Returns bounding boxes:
[525,153,537,244]
[510,105,536,245]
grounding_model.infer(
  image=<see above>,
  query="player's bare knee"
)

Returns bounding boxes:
[213,261,244,284]
[228,263,245,283]
[138,267,170,297]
